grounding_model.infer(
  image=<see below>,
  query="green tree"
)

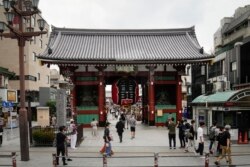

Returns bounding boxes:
[46,100,56,116]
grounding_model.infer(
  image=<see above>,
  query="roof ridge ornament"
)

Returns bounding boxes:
[47,31,61,55]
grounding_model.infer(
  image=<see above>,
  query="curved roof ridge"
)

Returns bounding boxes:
[186,32,201,49]
[52,26,196,36]
[50,31,61,50]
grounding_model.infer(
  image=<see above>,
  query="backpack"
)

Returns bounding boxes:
[209,126,216,140]
[185,123,191,130]
[217,131,227,145]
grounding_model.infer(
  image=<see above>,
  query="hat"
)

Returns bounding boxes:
[70,119,74,122]
[105,122,110,127]
[225,124,231,130]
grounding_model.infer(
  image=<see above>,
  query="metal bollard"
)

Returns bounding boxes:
[205,152,209,167]
[154,153,159,167]
[103,153,107,167]
[12,152,16,167]
[52,153,57,167]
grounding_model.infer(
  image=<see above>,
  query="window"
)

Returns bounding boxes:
[201,84,205,94]
[231,62,237,71]
[187,86,191,95]
[33,37,36,44]
[40,39,43,48]
[0,75,3,87]
[222,60,225,75]
[186,66,191,76]
[37,73,40,80]
[31,16,36,27]
[33,52,36,61]
[201,65,205,75]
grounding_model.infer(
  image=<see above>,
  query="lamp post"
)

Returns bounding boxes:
[0,0,47,161]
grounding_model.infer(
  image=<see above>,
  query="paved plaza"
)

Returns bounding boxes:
[0,118,250,167]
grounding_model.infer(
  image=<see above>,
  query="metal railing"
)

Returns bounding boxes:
[0,152,17,167]
[52,152,250,167]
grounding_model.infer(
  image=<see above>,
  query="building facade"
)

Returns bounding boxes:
[192,5,250,142]
[0,4,50,106]
[38,26,212,129]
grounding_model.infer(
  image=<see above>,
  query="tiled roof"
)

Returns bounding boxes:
[38,26,213,65]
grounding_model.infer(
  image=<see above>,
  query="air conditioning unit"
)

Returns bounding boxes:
[224,81,231,90]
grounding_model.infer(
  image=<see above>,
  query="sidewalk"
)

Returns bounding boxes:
[1,118,250,167]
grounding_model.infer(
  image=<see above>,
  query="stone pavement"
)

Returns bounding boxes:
[0,118,250,167]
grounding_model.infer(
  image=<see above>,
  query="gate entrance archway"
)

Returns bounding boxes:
[38,27,213,128]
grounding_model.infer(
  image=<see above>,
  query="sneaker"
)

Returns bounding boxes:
[67,158,72,161]
[169,147,172,149]
[63,162,68,165]
[214,161,219,166]
[173,147,176,149]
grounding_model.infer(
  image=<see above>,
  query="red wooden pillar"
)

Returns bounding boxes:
[70,75,76,118]
[97,67,106,126]
[176,74,182,121]
[148,66,155,126]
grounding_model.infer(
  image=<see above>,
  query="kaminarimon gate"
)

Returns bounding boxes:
[38,26,213,128]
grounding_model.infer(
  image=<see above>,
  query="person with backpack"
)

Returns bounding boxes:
[209,121,217,154]
[214,125,232,166]
[177,120,186,148]
[185,120,195,153]
[184,119,191,143]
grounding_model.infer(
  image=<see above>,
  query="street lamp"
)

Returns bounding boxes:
[0,0,47,161]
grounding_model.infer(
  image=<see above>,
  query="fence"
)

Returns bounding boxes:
[52,152,250,167]
[32,125,83,147]
[0,152,17,167]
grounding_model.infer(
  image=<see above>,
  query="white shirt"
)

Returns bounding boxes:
[197,126,204,143]
[91,120,98,129]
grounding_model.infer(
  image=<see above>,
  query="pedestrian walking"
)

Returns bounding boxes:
[116,118,125,143]
[120,112,126,126]
[195,122,205,156]
[214,125,232,166]
[69,119,77,149]
[90,118,98,136]
[215,126,224,156]
[183,119,191,143]
[129,114,137,139]
[103,122,113,156]
[56,126,68,166]
[0,113,4,146]
[185,120,195,153]
[209,121,217,154]
[167,117,176,149]
[62,126,72,162]
[51,115,57,127]
[125,113,130,129]
[177,120,185,148]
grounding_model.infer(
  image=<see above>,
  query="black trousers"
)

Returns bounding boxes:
[168,134,176,148]
[196,142,204,155]
[56,146,66,164]
[179,134,185,147]
[118,132,123,142]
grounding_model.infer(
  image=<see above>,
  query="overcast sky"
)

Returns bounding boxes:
[39,0,250,54]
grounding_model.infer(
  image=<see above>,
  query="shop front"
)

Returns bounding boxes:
[192,88,250,143]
